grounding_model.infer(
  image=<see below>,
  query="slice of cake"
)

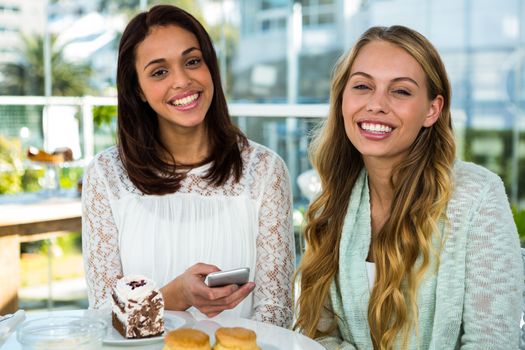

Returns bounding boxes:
[111,275,165,339]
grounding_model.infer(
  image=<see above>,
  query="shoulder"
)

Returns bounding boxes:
[90,146,119,163]
[241,140,291,197]
[85,146,122,177]
[453,159,502,186]
[451,159,505,200]
[243,140,287,172]
[84,145,137,197]
[448,159,510,228]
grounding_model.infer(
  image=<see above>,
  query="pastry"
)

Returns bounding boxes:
[27,146,73,163]
[213,327,260,350]
[27,146,63,163]
[53,147,74,161]
[163,328,211,350]
[111,275,165,338]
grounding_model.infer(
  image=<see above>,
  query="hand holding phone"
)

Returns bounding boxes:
[205,267,250,288]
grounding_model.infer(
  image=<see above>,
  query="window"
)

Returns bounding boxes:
[261,0,288,10]
[300,0,336,27]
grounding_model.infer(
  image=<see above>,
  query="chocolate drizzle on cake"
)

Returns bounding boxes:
[127,279,146,290]
[111,293,125,313]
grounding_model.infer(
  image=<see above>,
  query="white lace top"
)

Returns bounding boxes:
[81,140,295,328]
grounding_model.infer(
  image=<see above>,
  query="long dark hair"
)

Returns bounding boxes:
[117,5,247,195]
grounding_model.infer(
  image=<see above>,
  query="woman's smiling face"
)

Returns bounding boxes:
[342,40,443,166]
[134,25,214,133]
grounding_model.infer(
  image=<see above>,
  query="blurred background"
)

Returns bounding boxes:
[0,0,524,313]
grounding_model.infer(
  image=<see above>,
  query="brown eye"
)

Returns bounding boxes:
[186,58,202,67]
[393,89,411,96]
[151,68,168,78]
[353,84,370,90]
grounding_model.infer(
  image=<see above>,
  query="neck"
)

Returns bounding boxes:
[364,158,394,251]
[368,170,393,216]
[159,125,210,165]
[365,158,394,208]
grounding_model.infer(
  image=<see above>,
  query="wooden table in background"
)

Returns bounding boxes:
[0,192,81,315]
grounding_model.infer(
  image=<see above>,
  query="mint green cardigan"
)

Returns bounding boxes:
[317,160,523,349]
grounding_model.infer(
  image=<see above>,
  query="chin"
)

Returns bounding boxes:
[178,122,206,129]
[356,147,391,159]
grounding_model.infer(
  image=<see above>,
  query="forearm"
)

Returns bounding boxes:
[81,160,122,308]
[253,155,295,327]
[253,243,294,327]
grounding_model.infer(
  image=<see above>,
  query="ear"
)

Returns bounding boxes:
[423,94,444,127]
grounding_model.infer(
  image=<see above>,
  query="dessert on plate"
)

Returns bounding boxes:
[163,328,211,350]
[213,327,260,350]
[27,146,73,163]
[111,275,165,339]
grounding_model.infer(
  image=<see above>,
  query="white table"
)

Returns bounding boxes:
[2,309,323,350]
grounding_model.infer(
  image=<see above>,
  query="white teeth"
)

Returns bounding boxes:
[171,93,199,106]
[361,122,393,133]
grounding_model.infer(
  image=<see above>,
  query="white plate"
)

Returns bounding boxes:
[103,313,188,346]
[191,317,323,350]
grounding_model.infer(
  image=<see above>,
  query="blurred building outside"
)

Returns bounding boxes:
[0,0,45,65]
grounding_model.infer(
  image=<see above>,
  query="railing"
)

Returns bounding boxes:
[0,95,329,163]
[0,95,329,206]
[3,96,523,209]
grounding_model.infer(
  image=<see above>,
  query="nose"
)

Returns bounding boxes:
[171,68,192,89]
[366,91,389,114]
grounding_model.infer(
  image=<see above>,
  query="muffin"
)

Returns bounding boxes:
[163,328,211,350]
[213,327,260,350]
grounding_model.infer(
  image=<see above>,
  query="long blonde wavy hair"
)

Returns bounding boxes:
[294,25,456,350]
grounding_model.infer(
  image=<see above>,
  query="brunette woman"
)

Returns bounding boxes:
[82,5,294,327]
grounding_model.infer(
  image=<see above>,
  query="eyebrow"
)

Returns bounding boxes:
[143,47,202,71]
[349,71,419,87]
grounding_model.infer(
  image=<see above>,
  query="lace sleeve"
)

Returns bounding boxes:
[81,158,122,309]
[253,154,295,328]
[461,177,522,349]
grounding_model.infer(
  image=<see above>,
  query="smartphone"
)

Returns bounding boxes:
[206,267,250,288]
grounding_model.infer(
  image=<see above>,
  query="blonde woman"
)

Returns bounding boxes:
[295,25,522,349]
